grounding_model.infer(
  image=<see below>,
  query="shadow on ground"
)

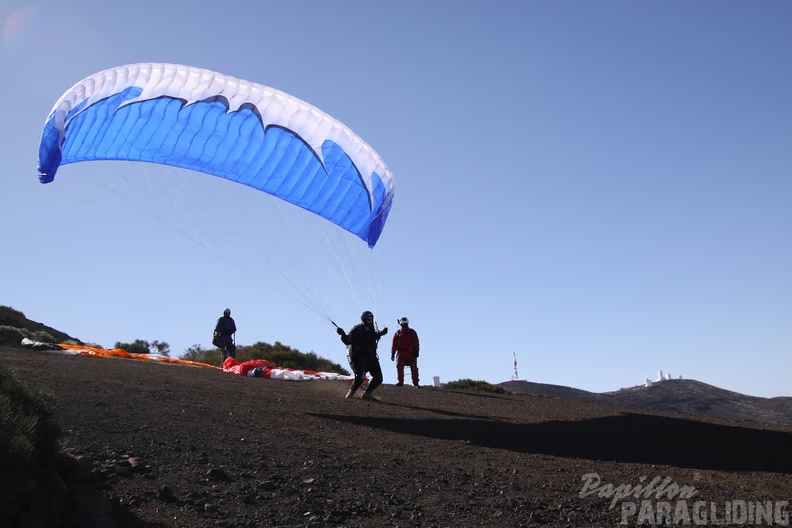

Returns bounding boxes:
[310,411,792,473]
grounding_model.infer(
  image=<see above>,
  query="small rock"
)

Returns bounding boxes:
[259,480,277,491]
[207,468,230,482]
[115,465,133,477]
[243,494,257,505]
[58,451,94,481]
[158,485,177,502]
[128,457,145,472]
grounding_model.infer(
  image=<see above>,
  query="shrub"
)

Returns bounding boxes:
[0,365,62,511]
[179,341,349,372]
[179,344,221,366]
[0,326,24,347]
[0,306,77,344]
[181,344,209,362]
[20,328,56,343]
[113,339,170,356]
[203,349,224,366]
[0,326,58,347]
[0,305,25,320]
[239,341,349,375]
[444,379,513,394]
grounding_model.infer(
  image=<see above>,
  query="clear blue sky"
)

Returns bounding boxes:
[2,0,790,397]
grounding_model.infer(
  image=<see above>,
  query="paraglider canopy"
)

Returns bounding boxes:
[37,63,395,247]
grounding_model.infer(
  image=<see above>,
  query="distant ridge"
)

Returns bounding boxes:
[500,379,792,426]
[0,305,82,345]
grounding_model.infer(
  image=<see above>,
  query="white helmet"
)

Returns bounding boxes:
[398,317,409,325]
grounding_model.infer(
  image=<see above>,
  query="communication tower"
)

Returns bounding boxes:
[512,352,519,380]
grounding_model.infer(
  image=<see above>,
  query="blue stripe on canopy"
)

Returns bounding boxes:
[38,69,393,247]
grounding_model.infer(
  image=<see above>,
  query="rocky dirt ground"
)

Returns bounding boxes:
[2,346,791,528]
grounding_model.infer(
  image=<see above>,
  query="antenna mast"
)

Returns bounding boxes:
[512,352,519,380]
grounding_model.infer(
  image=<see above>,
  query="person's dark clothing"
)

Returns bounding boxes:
[341,323,386,396]
[347,348,384,394]
[214,315,237,361]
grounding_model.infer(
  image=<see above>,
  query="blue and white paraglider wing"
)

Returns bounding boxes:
[37,63,394,247]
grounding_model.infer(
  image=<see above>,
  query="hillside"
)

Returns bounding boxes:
[3,306,792,526]
[2,346,792,527]
[5,304,791,428]
[0,305,82,345]
[500,379,792,427]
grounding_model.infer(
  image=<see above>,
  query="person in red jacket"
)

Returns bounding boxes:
[391,317,420,387]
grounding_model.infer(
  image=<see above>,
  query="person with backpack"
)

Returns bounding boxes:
[391,317,420,387]
[336,311,388,400]
[214,308,237,365]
